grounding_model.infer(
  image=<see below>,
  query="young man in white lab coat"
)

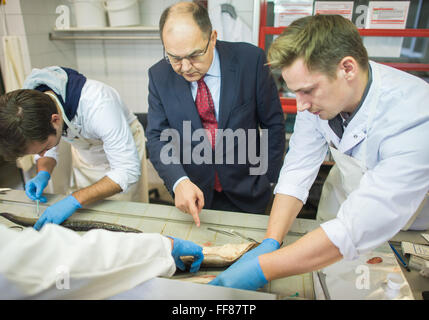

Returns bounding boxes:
[0,224,203,299]
[210,14,429,290]
[0,66,148,230]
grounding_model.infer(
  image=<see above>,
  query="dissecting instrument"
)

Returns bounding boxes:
[207,227,259,243]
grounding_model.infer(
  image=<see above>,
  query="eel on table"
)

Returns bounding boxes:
[1,212,258,268]
[181,242,259,268]
[0,212,142,233]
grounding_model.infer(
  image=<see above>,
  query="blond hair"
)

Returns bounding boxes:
[268,15,368,78]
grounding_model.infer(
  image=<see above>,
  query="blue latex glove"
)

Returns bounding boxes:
[33,195,82,231]
[169,236,204,273]
[209,256,268,291]
[239,238,280,262]
[25,171,50,203]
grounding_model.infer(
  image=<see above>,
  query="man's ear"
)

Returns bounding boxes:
[339,56,358,81]
[211,30,217,46]
[51,113,61,129]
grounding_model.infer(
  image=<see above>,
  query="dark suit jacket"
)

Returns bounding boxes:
[146,41,285,213]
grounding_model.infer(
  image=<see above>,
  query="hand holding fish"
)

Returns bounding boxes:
[237,238,280,263]
[208,238,280,291]
[168,236,204,273]
[33,195,82,230]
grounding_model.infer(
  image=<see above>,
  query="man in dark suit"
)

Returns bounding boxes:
[146,2,285,226]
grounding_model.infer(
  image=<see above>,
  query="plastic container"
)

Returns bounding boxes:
[73,0,107,28]
[384,273,404,299]
[104,0,140,27]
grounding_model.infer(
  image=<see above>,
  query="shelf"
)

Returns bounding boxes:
[259,26,429,52]
[280,97,297,114]
[52,26,159,32]
[379,62,429,72]
[260,26,429,37]
[50,26,160,41]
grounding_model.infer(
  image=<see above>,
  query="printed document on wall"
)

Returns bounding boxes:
[364,1,410,58]
[274,0,314,27]
[314,2,354,21]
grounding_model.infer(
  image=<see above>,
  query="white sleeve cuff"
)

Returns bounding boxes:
[320,218,359,260]
[34,146,58,163]
[273,183,309,204]
[106,169,140,193]
[172,176,189,193]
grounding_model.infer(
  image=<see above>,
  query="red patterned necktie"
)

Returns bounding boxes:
[195,78,222,192]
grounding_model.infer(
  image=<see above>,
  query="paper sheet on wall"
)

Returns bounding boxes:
[274,0,314,27]
[314,1,354,21]
[363,1,410,58]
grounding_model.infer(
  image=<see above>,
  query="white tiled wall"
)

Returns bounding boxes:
[20,0,77,70]
[0,0,77,90]
[1,0,257,114]
[0,0,32,86]
[73,0,179,113]
[74,37,165,113]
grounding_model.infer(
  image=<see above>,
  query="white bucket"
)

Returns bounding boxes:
[73,0,107,28]
[104,0,140,27]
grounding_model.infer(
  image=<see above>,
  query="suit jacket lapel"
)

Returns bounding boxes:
[217,41,238,129]
[172,73,203,131]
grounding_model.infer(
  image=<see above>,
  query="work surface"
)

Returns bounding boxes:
[0,190,426,300]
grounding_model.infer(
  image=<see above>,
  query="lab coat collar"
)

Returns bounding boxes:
[343,64,373,129]
[337,62,378,153]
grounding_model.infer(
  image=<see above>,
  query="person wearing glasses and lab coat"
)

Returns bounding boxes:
[0,67,149,230]
[0,223,203,299]
[146,2,285,226]
[209,15,429,290]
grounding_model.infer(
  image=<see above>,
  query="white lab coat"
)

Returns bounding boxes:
[209,4,253,44]
[0,224,175,299]
[274,61,429,260]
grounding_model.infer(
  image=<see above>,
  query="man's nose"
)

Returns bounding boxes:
[179,58,192,72]
[296,94,311,112]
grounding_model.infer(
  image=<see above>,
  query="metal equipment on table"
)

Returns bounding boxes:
[207,227,260,243]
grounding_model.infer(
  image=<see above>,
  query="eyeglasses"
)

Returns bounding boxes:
[164,37,211,66]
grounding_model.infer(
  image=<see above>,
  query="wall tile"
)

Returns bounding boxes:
[3,0,21,15]
[5,14,26,36]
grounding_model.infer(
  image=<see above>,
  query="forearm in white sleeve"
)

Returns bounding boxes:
[89,103,141,193]
[0,224,175,299]
[102,116,141,193]
[274,112,327,203]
